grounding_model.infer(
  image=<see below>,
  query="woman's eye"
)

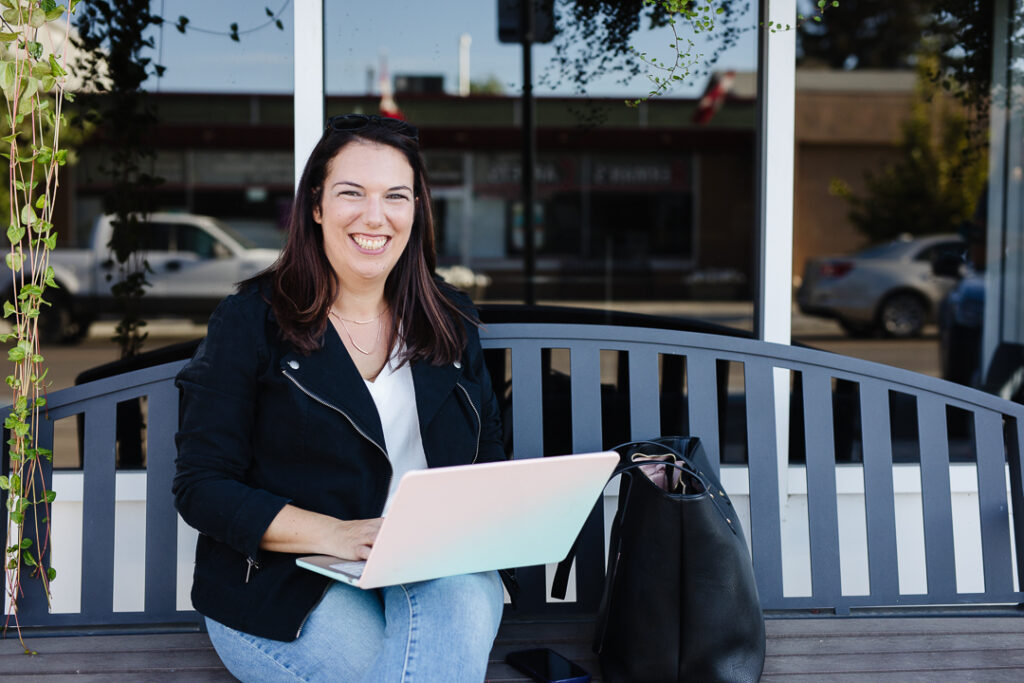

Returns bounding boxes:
[387,193,410,201]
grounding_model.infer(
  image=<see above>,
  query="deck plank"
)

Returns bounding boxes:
[2,616,1023,680]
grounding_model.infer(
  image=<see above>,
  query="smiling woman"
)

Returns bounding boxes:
[172,115,508,682]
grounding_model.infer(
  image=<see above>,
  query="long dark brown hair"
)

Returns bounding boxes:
[260,120,471,362]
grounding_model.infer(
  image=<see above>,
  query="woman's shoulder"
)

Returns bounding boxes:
[203,279,274,347]
[433,275,477,316]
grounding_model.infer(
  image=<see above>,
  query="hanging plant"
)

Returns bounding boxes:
[0,0,78,646]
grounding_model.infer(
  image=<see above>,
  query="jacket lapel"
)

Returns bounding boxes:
[279,326,387,453]
[411,358,462,429]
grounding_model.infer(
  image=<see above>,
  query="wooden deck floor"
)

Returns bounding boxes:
[2,616,1023,681]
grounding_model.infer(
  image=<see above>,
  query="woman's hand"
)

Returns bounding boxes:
[260,504,382,560]
[324,517,383,560]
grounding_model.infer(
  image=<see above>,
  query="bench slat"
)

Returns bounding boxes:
[570,345,603,454]
[685,351,722,475]
[81,401,117,619]
[509,342,543,460]
[975,408,1014,595]
[916,393,957,600]
[569,344,607,610]
[858,380,899,602]
[627,348,660,441]
[508,341,547,614]
[1009,416,1024,592]
[146,385,185,618]
[744,360,784,606]
[802,371,842,605]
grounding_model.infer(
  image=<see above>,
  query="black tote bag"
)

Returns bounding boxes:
[554,436,765,682]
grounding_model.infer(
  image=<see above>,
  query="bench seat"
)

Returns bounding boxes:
[4,615,1024,680]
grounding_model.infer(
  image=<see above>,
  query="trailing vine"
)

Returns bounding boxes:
[0,0,77,645]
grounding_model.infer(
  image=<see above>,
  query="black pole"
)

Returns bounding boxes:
[521,0,536,305]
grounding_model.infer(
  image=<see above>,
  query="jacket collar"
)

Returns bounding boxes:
[279,327,386,452]
[411,358,463,428]
[279,326,465,446]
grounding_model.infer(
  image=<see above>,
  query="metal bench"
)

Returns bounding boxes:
[4,321,1024,678]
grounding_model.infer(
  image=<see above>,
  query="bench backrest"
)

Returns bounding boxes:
[4,323,1024,628]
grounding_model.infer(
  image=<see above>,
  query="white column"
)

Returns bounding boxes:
[757,0,796,509]
[293,0,324,191]
[984,0,1016,381]
[757,0,795,347]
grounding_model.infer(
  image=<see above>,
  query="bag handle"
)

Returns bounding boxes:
[551,440,742,601]
[551,458,703,601]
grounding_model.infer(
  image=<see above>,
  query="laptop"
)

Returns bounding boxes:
[296,451,619,589]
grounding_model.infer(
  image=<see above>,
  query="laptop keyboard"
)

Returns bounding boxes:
[329,560,366,578]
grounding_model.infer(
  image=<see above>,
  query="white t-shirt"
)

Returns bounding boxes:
[364,349,429,515]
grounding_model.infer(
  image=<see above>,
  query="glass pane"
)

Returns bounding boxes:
[52,2,294,381]
[791,1,999,398]
[324,2,759,332]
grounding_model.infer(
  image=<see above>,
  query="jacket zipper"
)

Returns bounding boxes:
[282,369,392,636]
[455,381,481,464]
[282,369,391,509]
[245,556,260,584]
[296,583,331,638]
[282,370,388,457]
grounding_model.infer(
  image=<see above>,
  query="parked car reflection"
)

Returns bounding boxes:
[797,234,965,338]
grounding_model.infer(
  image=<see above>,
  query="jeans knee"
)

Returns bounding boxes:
[425,572,503,639]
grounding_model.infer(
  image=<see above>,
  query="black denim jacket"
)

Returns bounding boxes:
[172,282,505,641]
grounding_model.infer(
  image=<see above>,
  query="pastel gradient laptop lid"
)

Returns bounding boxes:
[296,451,618,589]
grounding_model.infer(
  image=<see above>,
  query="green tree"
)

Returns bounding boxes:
[470,74,506,95]
[830,55,987,243]
[797,0,930,69]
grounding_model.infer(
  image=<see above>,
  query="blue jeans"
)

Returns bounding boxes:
[205,571,504,682]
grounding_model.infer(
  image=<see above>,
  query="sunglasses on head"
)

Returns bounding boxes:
[325,114,419,141]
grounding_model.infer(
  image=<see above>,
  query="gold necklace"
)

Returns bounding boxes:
[329,307,383,355]
[336,310,383,325]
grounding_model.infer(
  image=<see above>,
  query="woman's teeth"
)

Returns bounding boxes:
[353,235,388,250]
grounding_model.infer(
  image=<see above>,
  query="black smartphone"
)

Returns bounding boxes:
[504,648,591,683]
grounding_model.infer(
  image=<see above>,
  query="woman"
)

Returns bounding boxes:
[172,114,507,682]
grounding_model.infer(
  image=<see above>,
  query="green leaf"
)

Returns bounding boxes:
[7,223,24,243]
[28,7,45,28]
[7,345,25,361]
[5,251,23,271]
[0,31,17,42]
[10,473,20,490]
[19,537,31,549]
[48,53,66,78]
[0,60,16,95]
[35,194,46,209]
[44,489,55,503]
[20,203,36,226]
[3,300,14,318]
[27,41,42,60]
[1,8,18,24]
[0,475,7,489]
[16,90,33,116]
[46,566,56,581]
[44,7,64,21]
[22,549,37,567]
